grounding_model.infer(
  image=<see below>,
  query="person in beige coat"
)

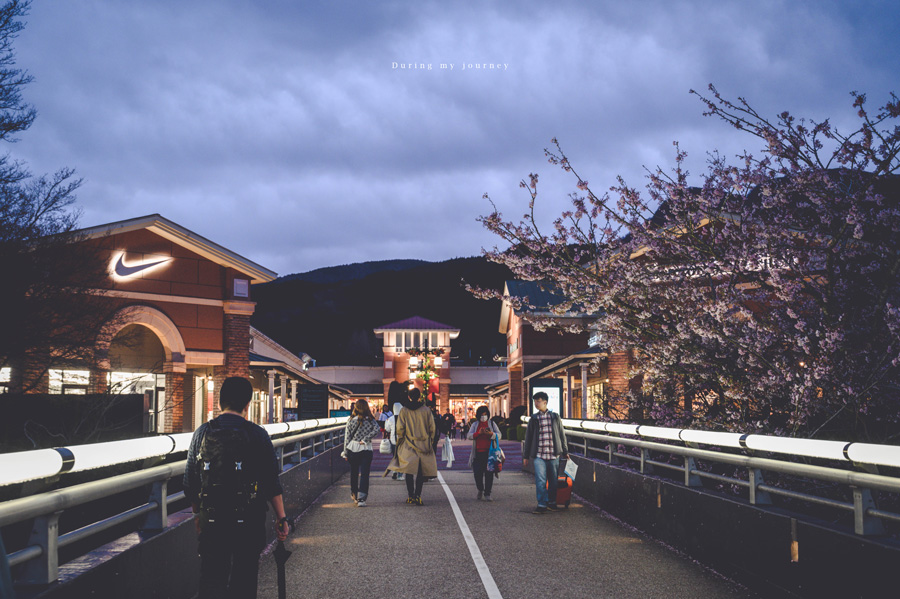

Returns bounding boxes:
[385,388,437,505]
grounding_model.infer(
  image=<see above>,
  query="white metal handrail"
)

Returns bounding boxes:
[0,416,349,487]
[521,416,900,468]
[0,419,347,586]
[524,416,900,536]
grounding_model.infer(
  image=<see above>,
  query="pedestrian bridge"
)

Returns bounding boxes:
[2,419,900,598]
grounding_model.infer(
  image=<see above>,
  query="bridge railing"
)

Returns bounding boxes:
[525,417,900,536]
[0,417,348,586]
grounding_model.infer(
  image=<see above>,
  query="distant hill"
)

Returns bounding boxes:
[278,259,428,284]
[251,257,512,367]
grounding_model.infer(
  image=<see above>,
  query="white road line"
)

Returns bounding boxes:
[437,471,504,599]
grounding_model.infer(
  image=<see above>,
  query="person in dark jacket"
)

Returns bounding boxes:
[431,406,444,456]
[522,391,569,514]
[442,408,457,439]
[183,377,289,599]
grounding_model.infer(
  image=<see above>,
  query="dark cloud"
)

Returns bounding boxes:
[9,0,899,274]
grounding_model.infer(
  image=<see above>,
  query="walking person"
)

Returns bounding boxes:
[378,403,392,427]
[522,391,569,514]
[442,408,457,440]
[468,405,502,501]
[386,381,407,479]
[386,388,437,505]
[342,399,381,507]
[183,376,290,599]
[431,405,444,457]
[384,402,402,479]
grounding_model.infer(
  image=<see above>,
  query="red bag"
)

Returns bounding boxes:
[549,473,573,507]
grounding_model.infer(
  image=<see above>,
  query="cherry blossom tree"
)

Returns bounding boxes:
[476,86,900,442]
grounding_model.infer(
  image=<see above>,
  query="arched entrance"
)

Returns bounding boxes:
[108,323,167,431]
[98,305,187,432]
[99,305,186,370]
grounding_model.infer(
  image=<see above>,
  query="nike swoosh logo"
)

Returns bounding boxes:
[114,254,171,277]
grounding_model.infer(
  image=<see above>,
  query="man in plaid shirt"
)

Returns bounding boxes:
[522,391,569,514]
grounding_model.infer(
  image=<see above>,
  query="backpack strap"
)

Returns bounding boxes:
[197,418,220,464]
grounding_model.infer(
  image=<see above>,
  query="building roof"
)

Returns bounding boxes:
[374,316,460,333]
[505,280,568,311]
[248,352,343,394]
[500,280,591,334]
[333,383,493,398]
[448,384,491,397]
[74,214,277,284]
[338,383,386,396]
[522,346,607,382]
[485,380,509,394]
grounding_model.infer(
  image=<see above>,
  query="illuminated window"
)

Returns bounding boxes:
[109,372,161,395]
[48,369,90,394]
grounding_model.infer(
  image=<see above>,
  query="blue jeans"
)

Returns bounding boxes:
[532,456,559,507]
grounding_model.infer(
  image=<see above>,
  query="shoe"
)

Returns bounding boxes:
[357,500,366,507]
[476,490,483,500]
[415,496,424,506]
[406,497,416,505]
[391,473,398,480]
[483,495,493,502]
[533,506,548,514]
[546,504,557,511]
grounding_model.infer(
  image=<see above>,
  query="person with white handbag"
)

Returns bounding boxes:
[342,400,381,507]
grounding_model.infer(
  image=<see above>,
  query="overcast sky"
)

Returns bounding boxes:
[10,0,899,276]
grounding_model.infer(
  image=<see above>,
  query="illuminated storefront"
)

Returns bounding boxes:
[9,214,278,433]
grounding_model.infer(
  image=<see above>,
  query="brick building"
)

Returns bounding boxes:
[1,214,336,432]
[499,281,590,413]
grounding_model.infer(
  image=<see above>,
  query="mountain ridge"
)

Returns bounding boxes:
[277,259,429,284]
[251,256,512,367]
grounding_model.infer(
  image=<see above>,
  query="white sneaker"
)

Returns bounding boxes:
[357,500,366,507]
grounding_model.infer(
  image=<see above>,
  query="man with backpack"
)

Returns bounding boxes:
[184,376,290,598]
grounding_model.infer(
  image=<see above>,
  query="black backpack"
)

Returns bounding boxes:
[197,418,259,526]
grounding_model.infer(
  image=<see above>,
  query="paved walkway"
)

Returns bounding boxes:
[257,440,756,599]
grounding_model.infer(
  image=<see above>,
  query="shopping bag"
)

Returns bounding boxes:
[379,438,392,454]
[564,458,578,481]
[442,436,455,467]
[487,437,503,472]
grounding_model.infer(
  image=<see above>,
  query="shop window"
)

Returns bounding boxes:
[48,369,90,394]
[588,382,606,415]
[109,371,161,395]
[0,367,9,393]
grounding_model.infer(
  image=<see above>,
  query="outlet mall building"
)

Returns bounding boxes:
[0,214,349,433]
